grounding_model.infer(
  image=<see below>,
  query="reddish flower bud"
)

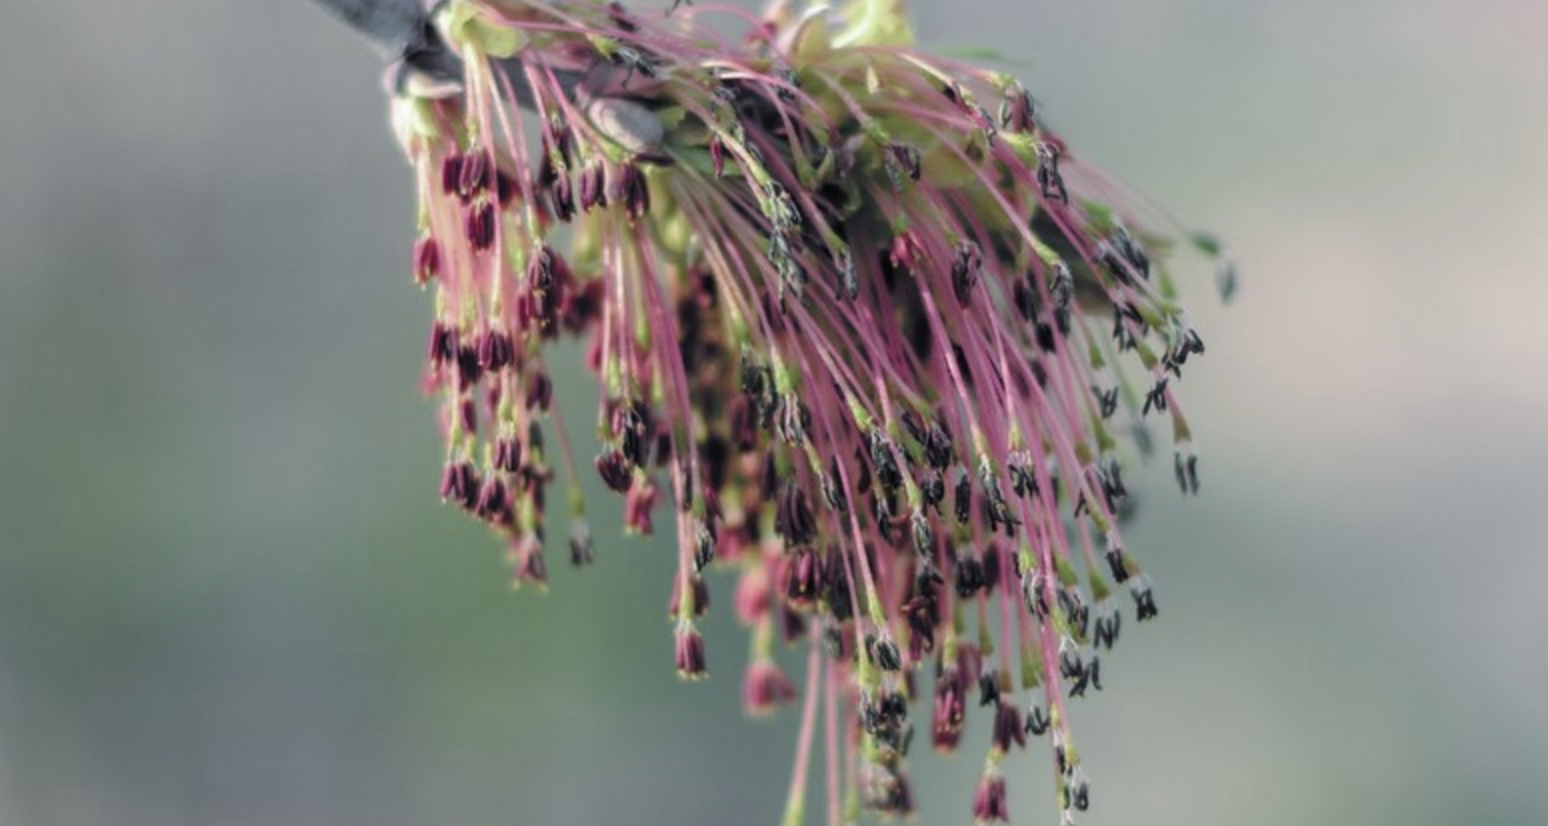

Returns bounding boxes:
[476,329,515,371]
[578,162,607,213]
[618,161,650,221]
[932,668,967,752]
[426,322,457,365]
[524,369,553,412]
[991,702,1026,754]
[623,479,658,534]
[439,461,480,512]
[548,172,576,223]
[971,773,1009,824]
[778,600,806,643]
[412,236,440,285]
[781,547,823,609]
[743,660,797,716]
[595,449,632,493]
[509,534,548,590]
[458,151,492,199]
[440,153,464,197]
[774,483,816,547]
[674,625,707,680]
[474,476,510,523]
[733,561,772,625]
[493,437,522,474]
[466,202,497,251]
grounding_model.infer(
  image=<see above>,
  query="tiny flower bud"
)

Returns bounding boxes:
[440,154,464,197]
[775,483,817,547]
[595,450,632,493]
[493,437,522,474]
[743,659,797,715]
[674,624,708,680]
[734,562,772,625]
[524,369,553,412]
[782,547,824,608]
[624,479,658,534]
[578,161,607,212]
[618,161,650,222]
[991,702,1026,753]
[932,668,966,752]
[412,236,440,285]
[458,151,493,199]
[474,476,510,522]
[972,773,1009,824]
[466,202,497,251]
[427,322,457,365]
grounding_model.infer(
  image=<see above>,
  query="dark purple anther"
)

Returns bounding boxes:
[674,625,708,679]
[427,322,457,364]
[524,369,553,412]
[412,236,440,285]
[458,150,493,199]
[493,436,522,474]
[782,547,823,607]
[441,153,464,197]
[578,162,606,212]
[466,202,497,251]
[619,161,650,222]
[596,449,632,493]
[971,774,1009,824]
[991,702,1025,753]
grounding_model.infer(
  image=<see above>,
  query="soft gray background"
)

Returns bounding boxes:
[2,1,1544,824]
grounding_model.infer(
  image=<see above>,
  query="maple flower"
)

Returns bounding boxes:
[320,0,1236,822]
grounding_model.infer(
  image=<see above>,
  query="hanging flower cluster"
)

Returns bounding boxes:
[371,0,1233,822]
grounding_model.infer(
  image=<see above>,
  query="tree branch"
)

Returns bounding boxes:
[310,0,577,106]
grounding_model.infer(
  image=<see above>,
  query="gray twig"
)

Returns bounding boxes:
[311,0,577,106]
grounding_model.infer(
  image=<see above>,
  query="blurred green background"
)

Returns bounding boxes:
[2,1,1544,824]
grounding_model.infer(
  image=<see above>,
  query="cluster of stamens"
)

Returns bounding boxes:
[384,1,1233,822]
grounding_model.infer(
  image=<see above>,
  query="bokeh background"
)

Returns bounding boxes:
[2,1,1545,824]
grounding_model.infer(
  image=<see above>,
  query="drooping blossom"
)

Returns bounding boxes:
[320,0,1235,821]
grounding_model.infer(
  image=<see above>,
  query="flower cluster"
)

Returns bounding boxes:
[377,0,1232,822]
